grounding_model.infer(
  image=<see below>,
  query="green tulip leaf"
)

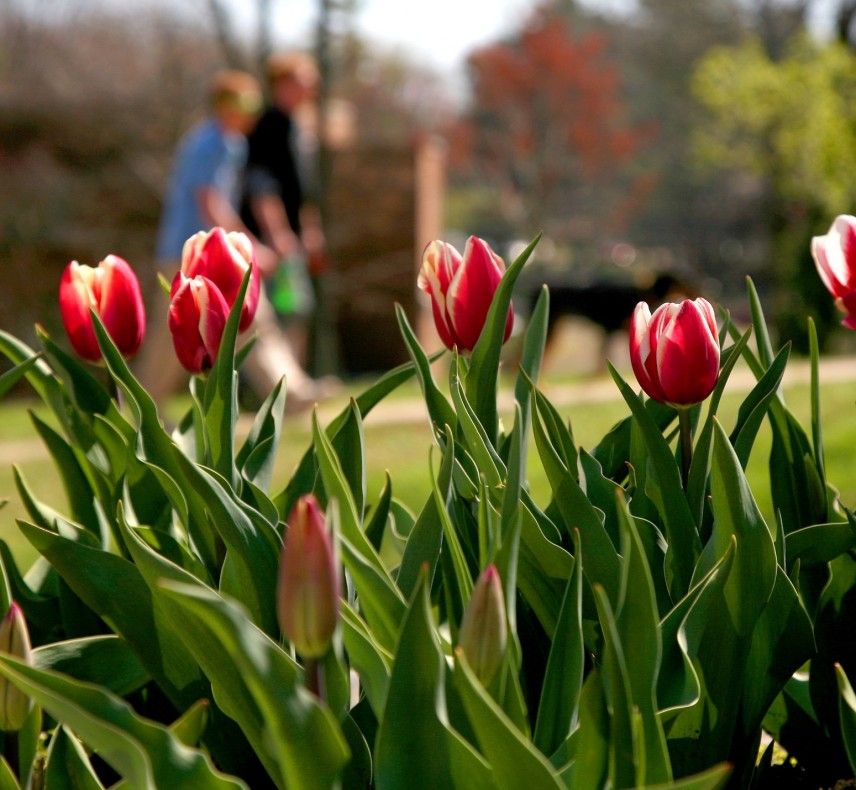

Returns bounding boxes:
[44,726,105,790]
[365,472,393,552]
[17,519,204,709]
[33,635,148,697]
[375,573,456,790]
[615,496,672,785]
[395,302,457,431]
[835,663,856,775]
[533,547,583,756]
[532,403,620,605]
[236,376,287,492]
[0,330,67,421]
[608,363,699,600]
[454,649,562,790]
[273,354,430,519]
[159,582,350,790]
[203,264,252,489]
[331,399,368,517]
[785,521,856,565]
[642,762,731,789]
[466,233,540,444]
[510,284,549,447]
[0,654,245,789]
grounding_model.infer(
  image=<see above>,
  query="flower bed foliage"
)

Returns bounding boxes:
[0,224,855,789]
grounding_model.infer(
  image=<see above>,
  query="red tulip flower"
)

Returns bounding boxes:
[59,255,146,362]
[418,236,513,352]
[180,228,259,331]
[277,495,340,660]
[630,298,720,406]
[168,273,231,374]
[811,215,856,330]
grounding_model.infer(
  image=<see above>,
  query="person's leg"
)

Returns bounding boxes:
[241,290,319,406]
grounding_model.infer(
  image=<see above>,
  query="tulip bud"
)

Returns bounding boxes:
[180,228,260,331]
[458,565,507,686]
[277,495,340,660]
[629,298,720,406]
[0,603,33,732]
[168,273,231,373]
[418,236,513,352]
[59,255,146,362]
[811,215,856,329]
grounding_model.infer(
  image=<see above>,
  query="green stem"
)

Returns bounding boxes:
[304,658,326,702]
[678,407,693,490]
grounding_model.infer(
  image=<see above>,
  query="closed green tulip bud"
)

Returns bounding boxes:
[0,603,33,732]
[458,565,507,686]
[277,495,340,660]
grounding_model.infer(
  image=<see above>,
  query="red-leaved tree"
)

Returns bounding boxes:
[453,5,655,244]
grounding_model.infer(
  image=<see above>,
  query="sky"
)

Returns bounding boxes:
[73,0,845,78]
[255,0,840,75]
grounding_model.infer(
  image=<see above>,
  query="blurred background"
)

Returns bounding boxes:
[4,0,856,376]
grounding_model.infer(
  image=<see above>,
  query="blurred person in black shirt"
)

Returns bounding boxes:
[241,53,327,365]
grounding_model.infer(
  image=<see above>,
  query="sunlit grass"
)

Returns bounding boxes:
[2,371,855,573]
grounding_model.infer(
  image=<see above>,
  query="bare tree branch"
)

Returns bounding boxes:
[206,0,244,68]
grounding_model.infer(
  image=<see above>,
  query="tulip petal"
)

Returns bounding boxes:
[59,263,102,362]
[812,235,849,298]
[629,302,666,402]
[278,495,340,659]
[838,291,856,330]
[168,274,230,373]
[418,241,462,349]
[654,300,720,405]
[446,236,506,351]
[97,255,146,359]
[181,228,259,331]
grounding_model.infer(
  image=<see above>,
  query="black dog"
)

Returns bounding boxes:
[523,272,693,366]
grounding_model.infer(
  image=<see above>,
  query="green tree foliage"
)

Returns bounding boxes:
[693,37,856,214]
[693,37,855,349]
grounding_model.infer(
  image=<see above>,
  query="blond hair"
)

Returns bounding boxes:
[265,52,319,88]
[209,70,262,112]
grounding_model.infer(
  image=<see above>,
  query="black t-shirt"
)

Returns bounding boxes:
[241,106,303,236]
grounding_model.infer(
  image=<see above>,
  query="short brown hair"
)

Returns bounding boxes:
[265,52,319,88]
[209,70,262,112]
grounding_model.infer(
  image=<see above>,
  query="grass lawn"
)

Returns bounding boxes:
[1,370,855,573]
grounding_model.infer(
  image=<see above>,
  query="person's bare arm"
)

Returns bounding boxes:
[251,193,302,259]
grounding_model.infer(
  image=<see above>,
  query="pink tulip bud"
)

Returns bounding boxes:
[630,298,720,406]
[180,228,259,331]
[59,255,146,362]
[0,603,33,732]
[418,236,513,352]
[168,273,231,374]
[277,495,340,660]
[458,565,507,686]
[811,215,856,329]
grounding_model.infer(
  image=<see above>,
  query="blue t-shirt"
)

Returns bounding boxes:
[156,119,247,264]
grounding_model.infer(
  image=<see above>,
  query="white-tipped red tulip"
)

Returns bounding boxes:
[59,255,146,362]
[180,227,260,332]
[168,273,231,374]
[418,236,513,352]
[811,215,856,329]
[629,298,720,407]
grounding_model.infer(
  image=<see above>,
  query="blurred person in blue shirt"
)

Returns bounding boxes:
[156,70,265,266]
[141,70,323,409]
